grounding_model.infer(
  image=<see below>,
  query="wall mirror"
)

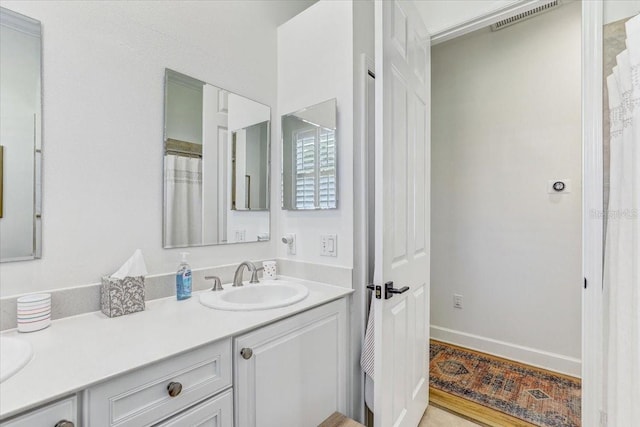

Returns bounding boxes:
[282,99,337,210]
[0,7,42,262]
[163,69,270,248]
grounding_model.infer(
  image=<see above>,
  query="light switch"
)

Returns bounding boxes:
[320,234,337,257]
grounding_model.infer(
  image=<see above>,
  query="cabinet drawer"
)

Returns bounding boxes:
[0,396,77,427]
[85,339,231,427]
[154,389,233,427]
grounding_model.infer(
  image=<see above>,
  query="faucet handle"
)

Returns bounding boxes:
[249,267,263,284]
[205,275,223,291]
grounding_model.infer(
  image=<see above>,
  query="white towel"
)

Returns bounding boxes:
[360,297,375,379]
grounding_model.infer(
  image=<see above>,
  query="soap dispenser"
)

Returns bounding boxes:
[176,252,192,300]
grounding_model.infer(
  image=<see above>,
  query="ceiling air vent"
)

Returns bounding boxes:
[490,1,561,31]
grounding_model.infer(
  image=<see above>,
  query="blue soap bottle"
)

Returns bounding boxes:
[176,252,192,300]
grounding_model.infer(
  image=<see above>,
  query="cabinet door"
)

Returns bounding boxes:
[155,389,233,427]
[0,396,77,427]
[234,298,348,427]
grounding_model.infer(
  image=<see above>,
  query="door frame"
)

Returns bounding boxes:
[428,2,605,426]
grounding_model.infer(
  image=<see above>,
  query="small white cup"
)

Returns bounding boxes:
[17,293,51,333]
[262,261,277,280]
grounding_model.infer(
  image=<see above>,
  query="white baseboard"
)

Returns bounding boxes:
[430,325,581,377]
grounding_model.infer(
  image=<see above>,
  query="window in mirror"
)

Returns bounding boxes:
[163,69,270,248]
[282,99,337,210]
[0,7,42,262]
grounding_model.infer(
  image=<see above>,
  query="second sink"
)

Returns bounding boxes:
[0,336,33,383]
[199,280,309,311]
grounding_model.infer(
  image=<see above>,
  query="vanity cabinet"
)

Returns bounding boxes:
[0,396,77,427]
[155,389,233,426]
[234,299,348,427]
[1,296,350,427]
[84,339,232,427]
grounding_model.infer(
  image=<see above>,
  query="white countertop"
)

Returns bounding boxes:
[0,277,353,419]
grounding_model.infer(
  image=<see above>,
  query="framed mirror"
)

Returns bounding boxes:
[281,99,337,210]
[163,69,270,248]
[0,8,43,262]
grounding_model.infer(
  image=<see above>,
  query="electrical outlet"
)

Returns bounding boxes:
[453,294,463,309]
[235,230,246,242]
[600,411,607,427]
[320,234,337,257]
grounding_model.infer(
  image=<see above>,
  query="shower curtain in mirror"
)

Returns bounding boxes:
[604,14,639,426]
[164,155,202,247]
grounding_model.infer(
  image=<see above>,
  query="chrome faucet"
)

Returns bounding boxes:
[205,275,223,291]
[233,261,260,287]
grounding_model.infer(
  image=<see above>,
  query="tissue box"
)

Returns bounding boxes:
[101,276,145,318]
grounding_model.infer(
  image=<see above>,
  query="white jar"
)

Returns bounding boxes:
[17,293,51,333]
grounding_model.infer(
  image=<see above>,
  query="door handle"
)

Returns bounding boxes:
[385,281,409,299]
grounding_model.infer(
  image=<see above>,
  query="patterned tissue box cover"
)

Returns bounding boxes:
[100,276,145,318]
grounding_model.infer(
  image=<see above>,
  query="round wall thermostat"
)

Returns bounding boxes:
[552,181,566,192]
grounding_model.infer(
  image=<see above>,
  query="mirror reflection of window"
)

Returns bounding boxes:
[294,127,336,209]
[282,98,337,210]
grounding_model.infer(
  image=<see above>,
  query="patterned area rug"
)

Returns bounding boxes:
[429,341,581,427]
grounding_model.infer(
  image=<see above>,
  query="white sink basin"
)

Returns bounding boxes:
[0,336,33,383]
[200,280,309,311]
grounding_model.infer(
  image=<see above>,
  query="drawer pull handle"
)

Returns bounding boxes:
[167,381,183,397]
[55,421,74,427]
[240,347,253,359]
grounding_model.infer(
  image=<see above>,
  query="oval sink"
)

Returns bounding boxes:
[0,336,33,383]
[200,280,309,311]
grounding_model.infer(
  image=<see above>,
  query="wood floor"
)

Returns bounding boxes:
[429,388,536,427]
[419,405,482,426]
[319,412,366,427]
[317,410,475,427]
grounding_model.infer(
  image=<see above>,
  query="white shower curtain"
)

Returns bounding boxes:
[604,15,639,426]
[164,154,203,247]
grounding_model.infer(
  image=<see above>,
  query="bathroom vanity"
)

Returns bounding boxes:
[0,279,352,426]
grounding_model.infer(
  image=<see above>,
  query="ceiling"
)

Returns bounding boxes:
[414,0,522,35]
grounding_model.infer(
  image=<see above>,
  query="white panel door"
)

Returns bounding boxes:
[373,1,430,426]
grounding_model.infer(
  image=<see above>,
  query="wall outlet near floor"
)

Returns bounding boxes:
[235,230,246,242]
[320,234,337,257]
[453,294,463,309]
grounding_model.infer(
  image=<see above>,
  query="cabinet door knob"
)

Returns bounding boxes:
[240,347,253,359]
[167,381,183,397]
[55,421,74,427]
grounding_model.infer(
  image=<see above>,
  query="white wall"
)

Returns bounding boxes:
[276,1,354,268]
[0,0,313,297]
[604,0,640,24]
[431,1,582,373]
[0,23,39,260]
